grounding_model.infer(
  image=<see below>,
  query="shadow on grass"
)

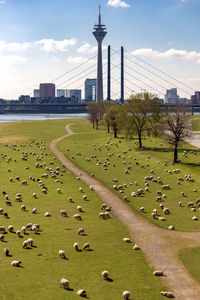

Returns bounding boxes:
[106,278,113,282]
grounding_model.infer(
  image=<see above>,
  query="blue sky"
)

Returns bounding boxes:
[0,0,199,99]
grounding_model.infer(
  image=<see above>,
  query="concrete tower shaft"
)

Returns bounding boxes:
[93,5,107,102]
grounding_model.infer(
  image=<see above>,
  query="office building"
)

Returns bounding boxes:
[69,90,81,102]
[57,89,65,97]
[164,88,179,104]
[85,78,97,101]
[39,83,55,98]
[191,92,200,105]
[33,89,40,98]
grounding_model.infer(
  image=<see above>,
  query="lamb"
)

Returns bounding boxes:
[83,242,90,250]
[60,278,69,289]
[153,270,164,276]
[77,290,87,297]
[4,247,9,256]
[77,228,84,235]
[161,291,175,298]
[73,242,79,251]
[102,270,109,280]
[59,250,66,259]
[21,205,26,211]
[73,214,82,220]
[60,210,67,217]
[11,260,22,267]
[123,291,131,299]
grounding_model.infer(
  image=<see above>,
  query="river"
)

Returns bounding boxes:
[0,113,88,123]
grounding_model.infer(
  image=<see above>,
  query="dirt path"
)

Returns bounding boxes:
[50,123,200,300]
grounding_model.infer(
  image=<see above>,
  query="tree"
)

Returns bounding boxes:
[105,104,126,138]
[124,92,162,148]
[165,104,191,163]
[87,102,100,130]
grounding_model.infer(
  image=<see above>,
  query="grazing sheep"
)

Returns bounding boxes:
[83,243,90,250]
[11,260,22,267]
[161,291,175,298]
[32,208,37,214]
[156,196,162,202]
[4,247,9,256]
[16,230,21,237]
[187,202,194,207]
[77,206,83,212]
[162,184,170,190]
[73,242,79,251]
[140,207,144,212]
[59,250,66,259]
[60,210,67,217]
[23,240,30,248]
[0,226,6,233]
[32,193,37,199]
[163,208,170,215]
[83,195,87,200]
[168,225,175,230]
[158,217,166,221]
[192,216,198,221]
[102,270,109,280]
[178,201,182,207]
[123,238,131,243]
[152,212,157,219]
[31,225,37,233]
[8,225,14,233]
[5,200,12,206]
[153,271,164,276]
[57,188,61,194]
[73,214,82,221]
[77,228,84,235]
[60,278,69,289]
[21,180,27,186]
[90,185,94,191]
[0,208,3,214]
[133,244,140,250]
[21,226,26,234]
[99,212,107,219]
[79,187,83,193]
[101,203,106,210]
[21,205,26,211]
[123,291,131,299]
[27,238,33,247]
[160,204,164,210]
[26,223,32,230]
[181,192,185,197]
[45,212,51,217]
[77,290,87,297]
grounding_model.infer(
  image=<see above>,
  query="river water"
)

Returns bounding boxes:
[0,113,88,123]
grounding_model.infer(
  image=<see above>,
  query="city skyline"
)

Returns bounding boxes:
[0,0,200,99]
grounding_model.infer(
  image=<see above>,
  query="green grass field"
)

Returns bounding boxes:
[179,247,200,285]
[0,119,165,299]
[192,118,200,131]
[58,121,200,232]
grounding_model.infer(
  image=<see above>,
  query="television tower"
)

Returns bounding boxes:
[93,5,107,101]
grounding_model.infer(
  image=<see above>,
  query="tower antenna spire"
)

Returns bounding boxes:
[99,5,101,25]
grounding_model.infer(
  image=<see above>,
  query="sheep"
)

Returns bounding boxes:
[77,228,84,235]
[32,208,37,214]
[57,188,61,194]
[160,204,164,210]
[4,247,9,256]
[45,212,51,217]
[101,203,106,210]
[163,208,170,215]
[187,202,194,207]
[168,225,175,230]
[181,191,185,197]
[153,271,164,276]
[192,216,198,221]
[0,226,6,233]
[11,260,22,267]
[133,244,140,250]
[8,225,14,233]
[90,185,94,191]
[16,230,21,237]
[21,205,26,211]
[21,226,26,234]
[77,290,87,297]
[27,238,33,247]
[5,200,12,206]
[26,223,32,230]
[31,225,38,233]
[83,243,90,250]
[23,240,30,248]
[158,217,166,221]
[99,212,107,219]
[162,184,170,190]
[178,201,182,207]
[0,208,3,214]
[156,196,162,202]
[73,214,82,221]
[102,270,109,280]
[73,242,79,251]
[59,250,66,259]
[123,238,131,243]
[161,291,175,298]
[21,180,27,186]
[140,207,144,212]
[196,198,200,204]
[60,210,67,217]
[83,195,87,200]
[152,212,157,219]
[79,187,83,193]
[77,206,83,212]
[123,291,131,299]
[32,193,37,199]
[105,206,112,212]
[60,278,69,289]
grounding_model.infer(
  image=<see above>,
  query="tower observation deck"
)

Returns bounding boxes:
[93,5,107,101]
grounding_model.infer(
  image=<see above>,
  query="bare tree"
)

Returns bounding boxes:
[87,102,100,130]
[165,104,191,163]
[105,104,126,138]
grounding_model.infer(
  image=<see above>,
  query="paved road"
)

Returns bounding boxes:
[50,123,200,300]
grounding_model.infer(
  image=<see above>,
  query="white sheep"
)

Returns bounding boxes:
[4,247,9,256]
[57,188,61,194]
[0,234,4,241]
[123,291,131,299]
[133,244,140,250]
[45,212,51,217]
[21,205,26,211]
[32,208,37,214]
[60,278,69,289]
[73,214,82,220]
[8,225,14,232]
[73,242,79,251]
[0,226,6,233]
[102,270,109,280]
[168,225,175,230]
[79,187,83,193]
[26,223,32,229]
[32,193,37,198]
[16,230,21,237]
[101,203,106,210]
[90,185,94,191]
[21,226,26,234]
[161,291,175,298]
[60,210,67,217]
[123,238,131,243]
[77,228,84,235]
[59,250,66,259]
[153,270,164,276]
[77,206,83,212]
[83,243,90,250]
[11,260,22,267]
[83,195,87,200]
[77,290,86,297]
[23,240,30,248]
[27,238,33,247]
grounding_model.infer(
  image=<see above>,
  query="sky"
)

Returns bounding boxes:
[0,0,200,99]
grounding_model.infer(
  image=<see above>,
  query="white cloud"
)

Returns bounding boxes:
[0,1,6,4]
[36,37,77,52]
[77,43,107,54]
[131,48,200,63]
[0,41,33,51]
[107,0,130,8]
[0,54,27,65]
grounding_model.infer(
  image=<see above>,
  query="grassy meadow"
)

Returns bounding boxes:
[0,119,165,299]
[58,120,200,232]
[179,247,200,285]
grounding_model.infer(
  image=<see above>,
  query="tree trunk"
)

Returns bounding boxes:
[173,143,178,163]
[114,128,117,138]
[138,134,142,148]
[92,121,95,129]
[107,123,110,133]
[96,120,99,130]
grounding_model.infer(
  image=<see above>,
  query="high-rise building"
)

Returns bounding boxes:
[33,89,40,98]
[164,88,179,104]
[85,79,97,101]
[93,6,107,101]
[191,91,200,104]
[69,90,81,102]
[39,83,55,98]
[57,89,65,97]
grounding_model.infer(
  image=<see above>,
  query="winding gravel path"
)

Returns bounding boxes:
[50,123,200,300]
